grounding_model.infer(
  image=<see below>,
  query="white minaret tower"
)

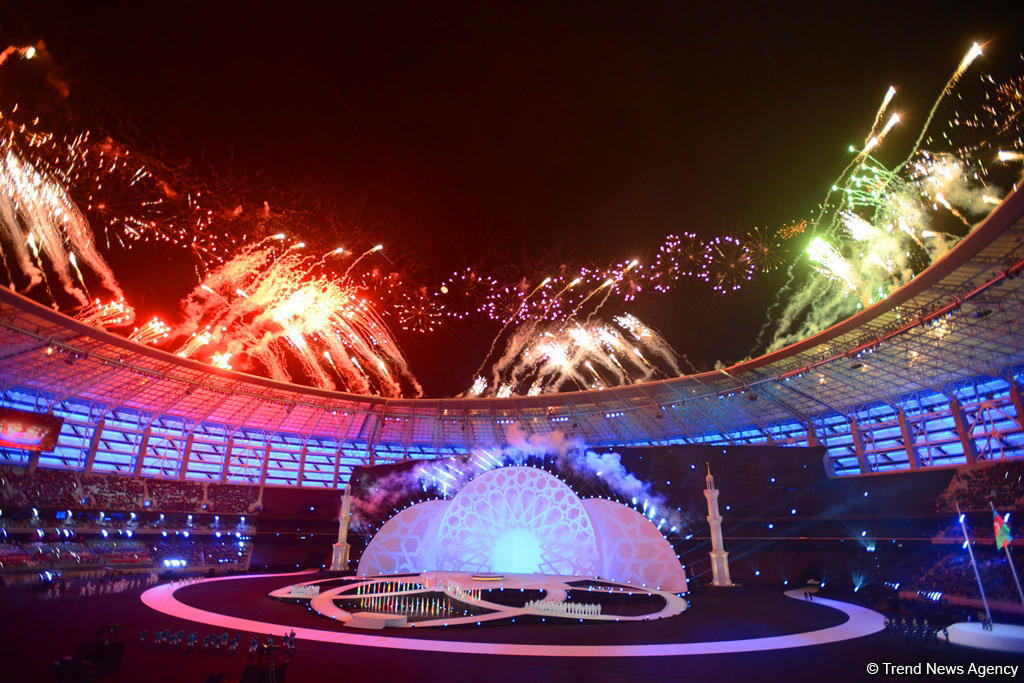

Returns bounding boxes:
[703,464,733,587]
[330,484,354,571]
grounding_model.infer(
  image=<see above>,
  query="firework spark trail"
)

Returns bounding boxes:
[809,85,901,237]
[472,313,681,397]
[176,242,421,396]
[895,42,984,174]
[342,244,384,280]
[472,276,552,386]
[0,143,124,304]
[128,316,171,345]
[539,275,582,319]
[74,297,135,328]
[756,42,1008,356]
[0,44,37,69]
[585,260,638,322]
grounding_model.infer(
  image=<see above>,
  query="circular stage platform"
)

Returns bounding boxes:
[141,570,885,657]
[268,571,688,629]
[947,622,1024,653]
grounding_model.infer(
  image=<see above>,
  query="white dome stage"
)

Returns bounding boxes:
[357,466,688,593]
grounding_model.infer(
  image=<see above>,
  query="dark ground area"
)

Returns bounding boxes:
[1,571,1021,682]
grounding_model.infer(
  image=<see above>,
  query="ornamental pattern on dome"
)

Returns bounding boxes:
[435,467,598,576]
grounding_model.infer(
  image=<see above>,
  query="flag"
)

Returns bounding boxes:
[994,509,1013,550]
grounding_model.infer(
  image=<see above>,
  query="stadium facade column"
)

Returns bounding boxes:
[298,442,308,487]
[178,430,195,481]
[331,443,344,488]
[258,441,272,488]
[219,435,234,484]
[364,412,383,468]
[806,423,819,447]
[1010,381,1024,432]
[330,484,353,571]
[849,417,870,474]
[811,424,839,476]
[703,464,733,587]
[27,449,40,475]
[896,409,921,470]
[83,418,105,474]
[134,426,150,478]
[949,396,978,465]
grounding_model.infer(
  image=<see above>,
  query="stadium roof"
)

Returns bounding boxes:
[1,184,1023,482]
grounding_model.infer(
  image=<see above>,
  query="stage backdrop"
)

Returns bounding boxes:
[356,465,688,591]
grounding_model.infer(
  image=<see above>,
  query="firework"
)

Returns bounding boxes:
[703,236,754,293]
[777,219,808,240]
[436,267,499,320]
[469,313,680,397]
[759,42,1006,354]
[395,286,444,334]
[0,134,124,305]
[173,241,422,397]
[745,226,786,273]
[127,316,171,345]
[74,297,135,328]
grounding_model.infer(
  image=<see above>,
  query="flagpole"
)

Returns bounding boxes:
[957,502,992,625]
[991,501,1024,607]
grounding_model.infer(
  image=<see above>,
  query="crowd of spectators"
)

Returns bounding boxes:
[909,549,1024,603]
[149,536,250,569]
[1,535,251,578]
[88,540,152,566]
[80,474,146,510]
[0,467,81,507]
[935,459,1024,512]
[147,479,204,512]
[2,467,260,514]
[208,484,258,513]
[0,543,38,571]
[24,542,100,570]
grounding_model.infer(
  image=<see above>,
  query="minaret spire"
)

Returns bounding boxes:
[330,483,354,571]
[703,464,733,587]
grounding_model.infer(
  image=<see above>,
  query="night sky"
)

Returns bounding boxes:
[2,1,1023,396]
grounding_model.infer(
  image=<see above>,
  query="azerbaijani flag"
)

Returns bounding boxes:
[994,509,1013,550]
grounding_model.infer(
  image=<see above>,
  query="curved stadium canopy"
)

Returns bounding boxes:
[1,187,1023,488]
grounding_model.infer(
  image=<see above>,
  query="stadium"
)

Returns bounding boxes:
[2,5,1024,683]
